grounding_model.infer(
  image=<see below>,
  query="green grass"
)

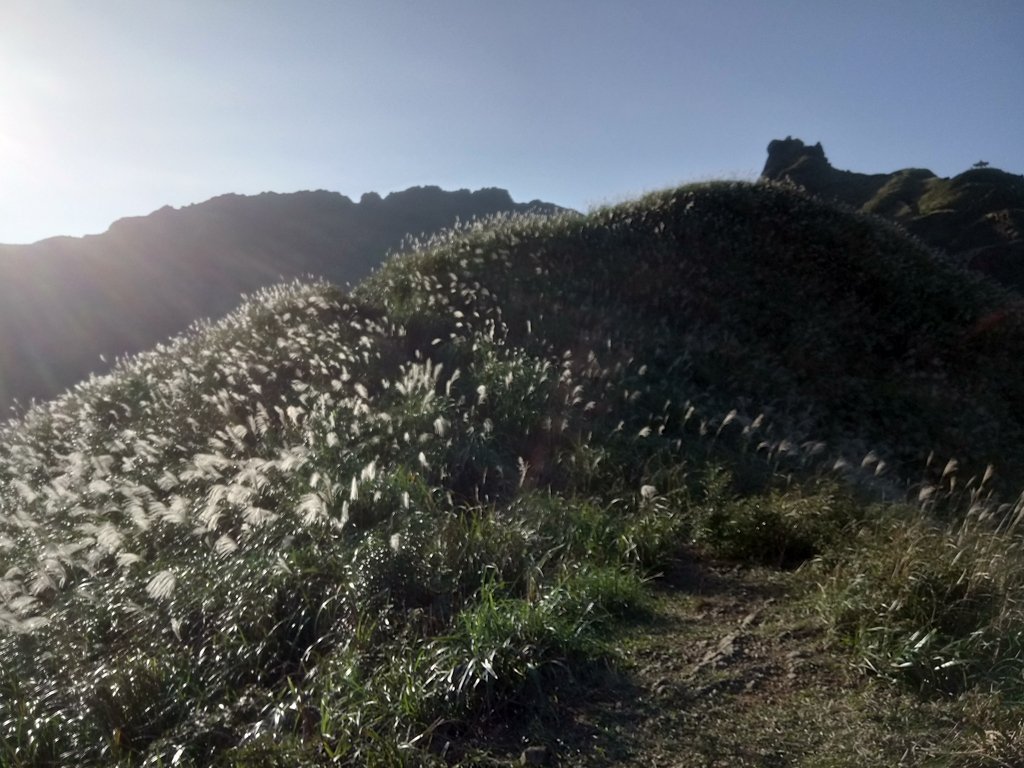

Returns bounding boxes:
[918,167,1024,216]
[861,168,937,219]
[816,503,1024,696]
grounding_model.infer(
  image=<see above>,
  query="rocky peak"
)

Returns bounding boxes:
[762,137,829,179]
[761,137,1024,293]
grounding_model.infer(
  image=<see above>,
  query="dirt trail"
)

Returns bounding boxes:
[533,558,962,767]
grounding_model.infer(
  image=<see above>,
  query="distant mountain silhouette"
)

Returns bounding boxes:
[0,187,564,410]
[761,137,1024,292]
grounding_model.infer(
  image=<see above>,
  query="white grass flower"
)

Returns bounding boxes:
[8,594,39,614]
[14,615,50,633]
[226,423,248,443]
[156,471,180,491]
[146,570,177,601]
[91,455,115,477]
[0,579,22,601]
[277,447,308,472]
[11,480,38,504]
[88,479,112,496]
[803,441,827,457]
[982,464,995,486]
[297,493,327,525]
[518,457,530,488]
[126,500,151,531]
[160,496,190,526]
[29,570,56,597]
[192,453,230,479]
[96,523,125,553]
[243,506,277,527]
[226,484,253,507]
[4,605,30,630]
[0,610,19,632]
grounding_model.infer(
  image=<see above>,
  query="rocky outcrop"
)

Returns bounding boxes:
[761,138,1024,293]
[762,137,829,180]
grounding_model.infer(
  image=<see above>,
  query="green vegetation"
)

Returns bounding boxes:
[2,180,1023,765]
[818,503,1024,696]
[763,136,1024,295]
[861,168,936,218]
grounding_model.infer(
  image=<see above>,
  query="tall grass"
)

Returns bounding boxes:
[816,498,1024,697]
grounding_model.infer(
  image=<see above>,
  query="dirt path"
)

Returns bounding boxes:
[502,557,967,767]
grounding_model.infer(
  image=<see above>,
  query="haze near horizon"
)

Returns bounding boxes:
[1,0,1021,245]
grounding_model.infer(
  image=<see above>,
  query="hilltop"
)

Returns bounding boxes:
[0,186,562,411]
[1,180,1023,765]
[762,137,1024,292]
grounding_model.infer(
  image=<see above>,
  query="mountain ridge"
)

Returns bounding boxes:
[2,187,552,247]
[760,137,1024,292]
[0,185,564,410]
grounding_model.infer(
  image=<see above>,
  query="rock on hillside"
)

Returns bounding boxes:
[0,186,563,410]
[761,137,1024,292]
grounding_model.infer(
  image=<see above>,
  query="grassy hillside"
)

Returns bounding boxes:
[2,181,1024,765]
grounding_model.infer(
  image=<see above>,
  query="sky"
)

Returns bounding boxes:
[1,0,1022,244]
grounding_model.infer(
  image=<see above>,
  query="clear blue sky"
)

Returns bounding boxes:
[1,0,1021,244]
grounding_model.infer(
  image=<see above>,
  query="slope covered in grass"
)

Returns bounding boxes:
[2,181,1024,765]
[369,182,1024,494]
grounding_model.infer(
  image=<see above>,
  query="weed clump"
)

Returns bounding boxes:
[817,508,1024,697]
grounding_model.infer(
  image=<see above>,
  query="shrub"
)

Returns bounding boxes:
[691,468,859,567]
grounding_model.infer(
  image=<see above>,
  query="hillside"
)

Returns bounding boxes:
[0,187,562,411]
[761,137,1024,293]
[2,181,1024,765]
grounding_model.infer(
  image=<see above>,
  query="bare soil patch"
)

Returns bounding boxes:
[462,556,970,767]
